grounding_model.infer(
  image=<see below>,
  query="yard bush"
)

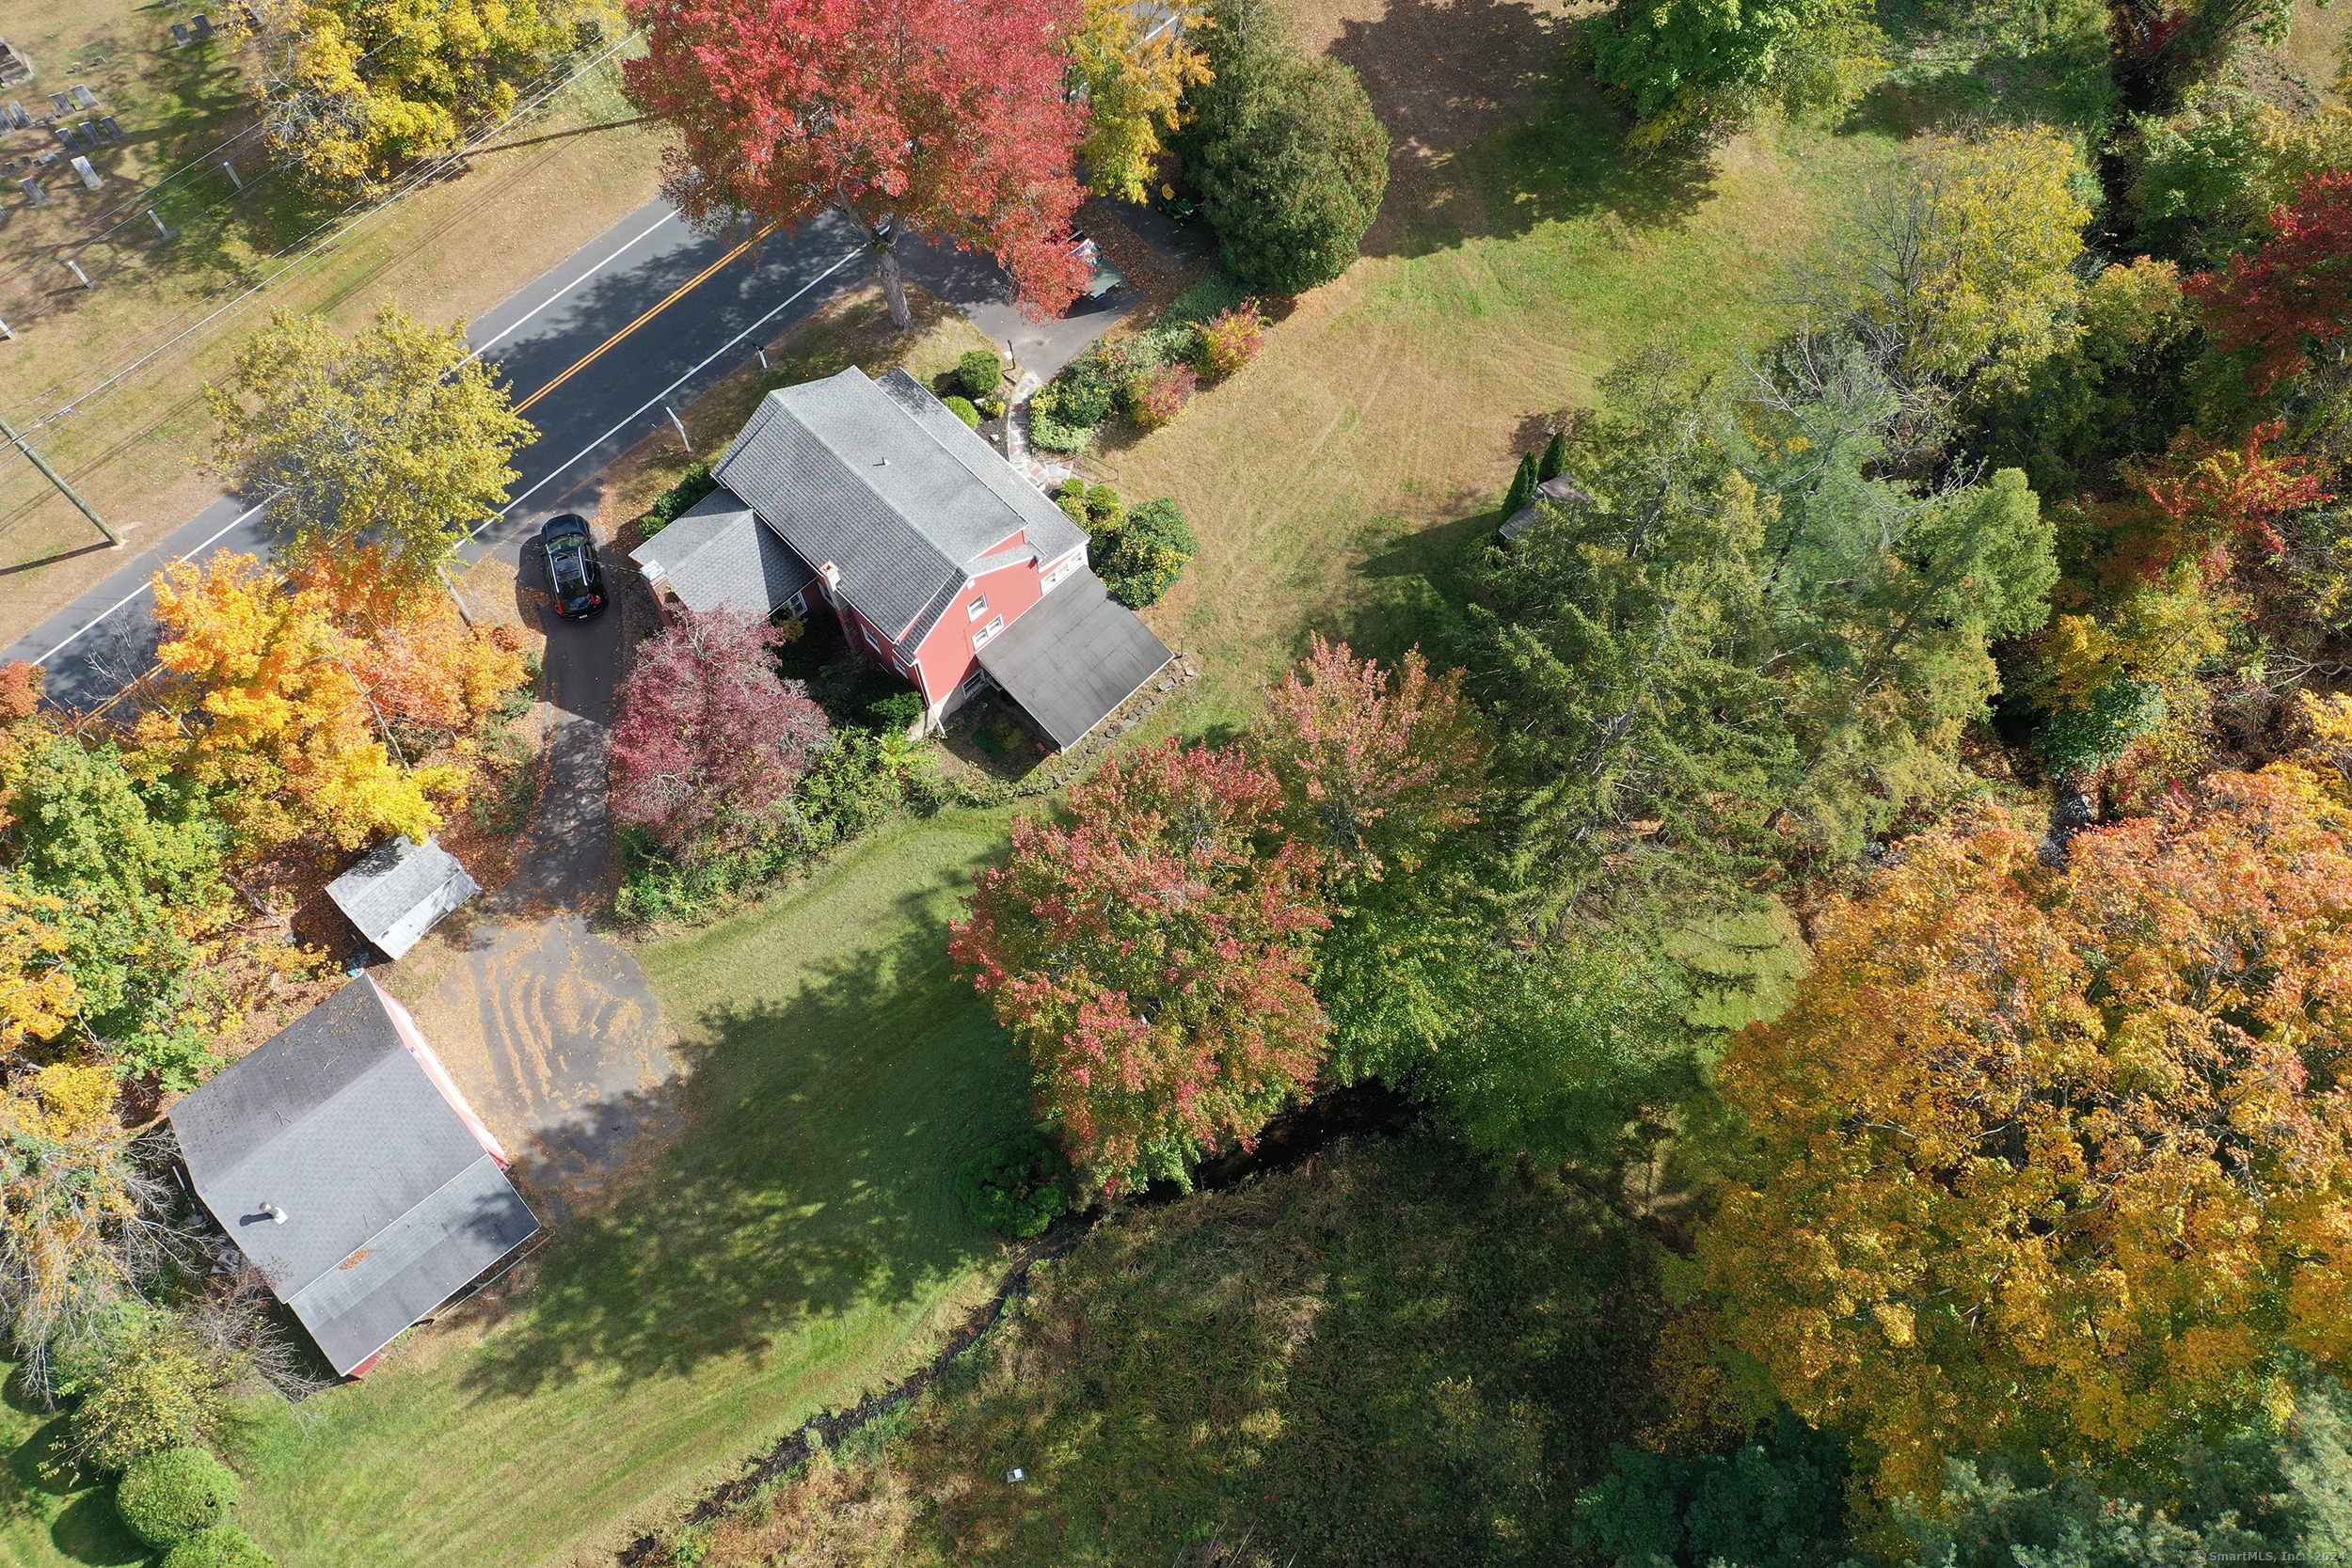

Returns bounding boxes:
[116,1447,241,1549]
[1132,365,1199,431]
[864,691,927,732]
[641,461,719,539]
[160,1526,276,1568]
[1050,350,1123,426]
[942,394,983,429]
[68,1326,230,1473]
[1083,486,1123,530]
[956,348,1005,399]
[955,1132,1075,1238]
[1025,387,1097,453]
[1095,497,1196,607]
[1196,299,1269,377]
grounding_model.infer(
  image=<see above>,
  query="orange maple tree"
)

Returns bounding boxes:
[130,554,465,853]
[1691,771,2352,1496]
[292,547,529,735]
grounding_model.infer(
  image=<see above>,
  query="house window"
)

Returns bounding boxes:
[1041,554,1079,594]
[864,626,883,654]
[786,590,807,618]
[967,593,989,620]
[972,614,1005,650]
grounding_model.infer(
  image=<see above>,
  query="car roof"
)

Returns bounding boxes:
[540,515,590,540]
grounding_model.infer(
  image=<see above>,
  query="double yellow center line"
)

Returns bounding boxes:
[512,218,784,416]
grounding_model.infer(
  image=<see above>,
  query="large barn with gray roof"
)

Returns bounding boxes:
[168,977,539,1377]
[630,366,1171,749]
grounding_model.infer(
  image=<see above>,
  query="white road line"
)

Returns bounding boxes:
[461,209,683,367]
[32,243,861,667]
[486,247,861,528]
[31,495,278,665]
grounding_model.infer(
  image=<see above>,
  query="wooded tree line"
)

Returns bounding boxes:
[950,22,2352,1556]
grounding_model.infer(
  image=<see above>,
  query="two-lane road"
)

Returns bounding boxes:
[5,199,866,706]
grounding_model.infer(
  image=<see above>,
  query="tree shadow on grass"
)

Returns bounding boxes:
[457,893,1031,1396]
[910,1139,1664,1568]
[2,1383,147,1567]
[1329,0,1720,260]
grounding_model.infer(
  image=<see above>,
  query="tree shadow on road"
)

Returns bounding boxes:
[457,893,1030,1395]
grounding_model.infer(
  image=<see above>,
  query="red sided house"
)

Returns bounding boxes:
[630,366,1174,750]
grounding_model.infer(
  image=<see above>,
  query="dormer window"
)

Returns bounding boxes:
[967,593,989,620]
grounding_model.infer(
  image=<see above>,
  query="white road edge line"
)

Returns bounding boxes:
[460,208,683,368]
[31,245,861,668]
[485,246,862,530]
[31,494,278,665]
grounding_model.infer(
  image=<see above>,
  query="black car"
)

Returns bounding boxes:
[538,514,607,621]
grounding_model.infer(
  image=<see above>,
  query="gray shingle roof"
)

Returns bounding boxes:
[711,367,1086,643]
[628,489,817,619]
[977,569,1173,749]
[1500,475,1594,543]
[169,979,539,1374]
[326,836,480,960]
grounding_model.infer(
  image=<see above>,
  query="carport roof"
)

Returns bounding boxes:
[977,569,1173,750]
[628,488,817,619]
[168,978,539,1374]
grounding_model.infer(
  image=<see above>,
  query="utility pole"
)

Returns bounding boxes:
[0,412,120,545]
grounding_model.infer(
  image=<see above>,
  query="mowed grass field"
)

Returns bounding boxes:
[3,813,1033,1568]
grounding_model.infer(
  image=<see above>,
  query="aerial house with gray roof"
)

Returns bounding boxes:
[167,977,539,1377]
[632,365,1173,749]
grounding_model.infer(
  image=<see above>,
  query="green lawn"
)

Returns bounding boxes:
[0,812,1033,1568]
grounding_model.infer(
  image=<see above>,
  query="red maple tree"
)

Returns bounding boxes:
[623,0,1093,330]
[2185,170,2352,398]
[949,739,1331,1192]
[2099,420,2333,586]
[609,607,831,860]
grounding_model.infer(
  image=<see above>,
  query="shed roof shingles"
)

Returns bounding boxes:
[628,488,818,619]
[712,367,1085,643]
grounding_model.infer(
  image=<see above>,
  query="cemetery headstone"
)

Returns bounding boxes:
[191,14,215,40]
[5,103,26,130]
[101,117,122,141]
[54,123,77,150]
[47,91,70,114]
[169,23,192,46]
[72,85,97,108]
[18,178,43,205]
[71,154,98,189]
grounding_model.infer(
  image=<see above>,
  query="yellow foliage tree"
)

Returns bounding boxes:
[206,305,534,606]
[1069,0,1212,202]
[0,1063,175,1403]
[1850,126,2091,388]
[1689,772,2352,1497]
[294,548,532,736]
[131,554,465,855]
[244,0,603,194]
[0,889,76,1050]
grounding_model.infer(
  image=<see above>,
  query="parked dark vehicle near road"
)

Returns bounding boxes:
[538,514,607,621]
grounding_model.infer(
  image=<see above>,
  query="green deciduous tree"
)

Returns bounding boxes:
[1186,0,1389,295]
[206,305,535,604]
[1587,0,1885,146]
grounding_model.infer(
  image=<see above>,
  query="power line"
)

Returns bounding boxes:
[2,29,646,432]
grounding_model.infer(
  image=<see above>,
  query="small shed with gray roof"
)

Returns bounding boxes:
[977,571,1174,750]
[326,835,480,961]
[629,487,818,621]
[168,977,539,1376]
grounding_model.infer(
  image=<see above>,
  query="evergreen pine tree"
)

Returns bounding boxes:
[1538,428,1568,481]
[1502,451,1538,516]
